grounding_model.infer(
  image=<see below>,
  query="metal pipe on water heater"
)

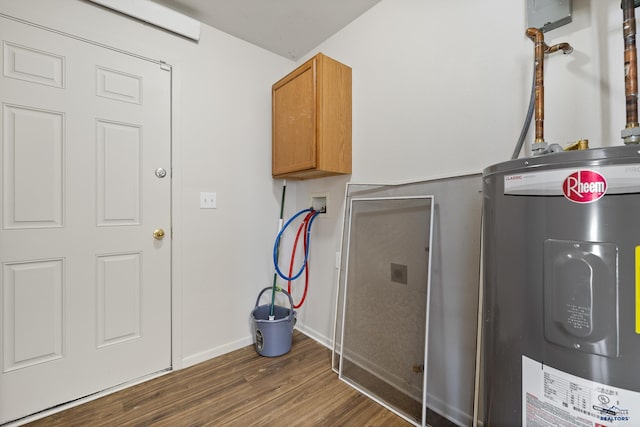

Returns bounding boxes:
[526,28,546,148]
[525,28,573,155]
[622,0,640,143]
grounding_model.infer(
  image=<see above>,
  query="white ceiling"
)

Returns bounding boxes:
[148,0,382,60]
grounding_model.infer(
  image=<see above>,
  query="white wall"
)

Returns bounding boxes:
[291,0,629,425]
[295,0,614,341]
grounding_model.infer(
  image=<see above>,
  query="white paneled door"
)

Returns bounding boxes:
[0,16,171,423]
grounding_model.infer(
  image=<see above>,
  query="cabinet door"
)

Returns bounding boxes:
[272,59,316,176]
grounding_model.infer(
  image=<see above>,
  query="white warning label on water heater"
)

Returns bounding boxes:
[522,355,640,426]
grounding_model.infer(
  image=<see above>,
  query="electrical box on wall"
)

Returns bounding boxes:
[526,0,572,33]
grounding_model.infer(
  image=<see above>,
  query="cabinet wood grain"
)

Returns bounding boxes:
[272,53,352,179]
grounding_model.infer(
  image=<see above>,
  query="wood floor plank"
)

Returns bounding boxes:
[24,331,456,427]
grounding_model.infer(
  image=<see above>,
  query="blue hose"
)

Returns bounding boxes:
[273,208,320,281]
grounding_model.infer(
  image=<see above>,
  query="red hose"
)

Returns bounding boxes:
[287,210,315,308]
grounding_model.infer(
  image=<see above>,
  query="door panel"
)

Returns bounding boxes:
[3,41,65,88]
[96,119,141,225]
[3,104,64,228]
[0,16,171,424]
[3,259,64,372]
[96,252,142,347]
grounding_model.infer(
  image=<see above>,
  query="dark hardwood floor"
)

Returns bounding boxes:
[24,331,457,426]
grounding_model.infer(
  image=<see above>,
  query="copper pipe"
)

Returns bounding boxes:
[526,28,546,143]
[623,0,640,133]
[525,28,573,146]
[564,139,590,151]
[546,42,573,55]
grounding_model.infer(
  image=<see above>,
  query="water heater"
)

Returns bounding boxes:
[482,145,640,426]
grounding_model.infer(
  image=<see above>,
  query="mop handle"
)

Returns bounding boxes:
[269,180,287,318]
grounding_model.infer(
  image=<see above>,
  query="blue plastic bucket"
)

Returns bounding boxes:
[251,287,296,357]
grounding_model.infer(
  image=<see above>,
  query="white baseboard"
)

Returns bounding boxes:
[181,323,330,370]
[179,324,331,369]
[181,335,254,368]
[294,323,332,349]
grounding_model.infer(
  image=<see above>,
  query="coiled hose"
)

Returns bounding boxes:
[273,208,321,281]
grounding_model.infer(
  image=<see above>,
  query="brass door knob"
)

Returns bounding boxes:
[153,228,165,240]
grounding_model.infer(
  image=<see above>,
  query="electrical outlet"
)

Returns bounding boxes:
[200,192,216,209]
[310,192,328,214]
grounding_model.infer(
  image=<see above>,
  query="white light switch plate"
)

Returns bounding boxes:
[200,192,216,209]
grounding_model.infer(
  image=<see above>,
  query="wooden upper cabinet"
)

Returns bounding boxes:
[272,53,352,179]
